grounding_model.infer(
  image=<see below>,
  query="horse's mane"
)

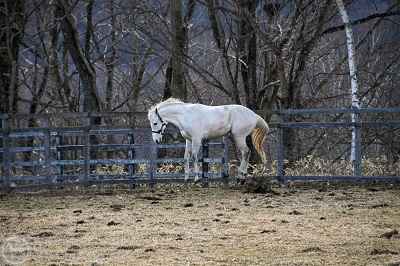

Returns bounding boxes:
[148,98,184,118]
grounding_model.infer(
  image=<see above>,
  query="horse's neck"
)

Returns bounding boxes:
[159,104,186,128]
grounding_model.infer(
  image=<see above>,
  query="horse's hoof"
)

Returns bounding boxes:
[194,178,201,184]
[237,178,246,185]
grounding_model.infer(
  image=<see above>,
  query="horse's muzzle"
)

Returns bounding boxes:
[152,133,162,144]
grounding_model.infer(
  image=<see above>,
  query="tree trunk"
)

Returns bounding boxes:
[57,0,101,115]
[238,0,259,165]
[207,0,241,104]
[170,0,186,100]
[0,0,25,114]
[105,0,117,111]
[163,58,173,100]
[239,1,258,110]
[335,0,360,163]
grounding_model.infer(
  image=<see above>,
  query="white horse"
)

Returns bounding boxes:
[148,98,269,183]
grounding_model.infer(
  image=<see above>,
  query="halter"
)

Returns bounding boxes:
[152,108,167,135]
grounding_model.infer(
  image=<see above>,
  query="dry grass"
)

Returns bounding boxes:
[1,181,400,265]
[283,155,400,177]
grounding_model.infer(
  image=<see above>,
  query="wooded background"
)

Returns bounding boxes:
[1,0,399,165]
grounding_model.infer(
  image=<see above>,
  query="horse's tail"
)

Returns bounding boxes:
[252,115,269,164]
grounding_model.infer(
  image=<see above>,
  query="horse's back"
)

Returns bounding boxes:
[228,105,259,130]
[227,104,256,117]
[190,104,255,121]
[182,104,256,139]
[206,104,258,131]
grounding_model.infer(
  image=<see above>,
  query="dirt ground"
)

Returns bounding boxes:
[1,181,400,266]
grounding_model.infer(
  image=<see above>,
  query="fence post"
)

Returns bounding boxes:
[221,137,229,186]
[82,113,91,189]
[201,140,209,187]
[56,135,63,181]
[149,133,157,186]
[276,111,284,186]
[2,115,11,191]
[44,117,52,187]
[128,133,135,189]
[353,111,362,177]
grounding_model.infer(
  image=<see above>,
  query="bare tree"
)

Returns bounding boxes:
[335,0,360,163]
[205,0,241,104]
[57,0,101,114]
[0,0,25,113]
[169,0,187,100]
[2,0,399,167]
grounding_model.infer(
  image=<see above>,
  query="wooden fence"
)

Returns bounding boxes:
[1,108,400,191]
[0,112,230,191]
[264,108,400,182]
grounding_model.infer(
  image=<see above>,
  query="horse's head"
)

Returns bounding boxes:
[149,108,167,143]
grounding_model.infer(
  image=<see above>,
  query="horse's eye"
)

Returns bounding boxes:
[153,123,157,126]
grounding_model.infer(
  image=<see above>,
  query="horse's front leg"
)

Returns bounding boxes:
[184,140,192,182]
[191,140,201,183]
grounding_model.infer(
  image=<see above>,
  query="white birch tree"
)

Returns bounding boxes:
[335,0,360,164]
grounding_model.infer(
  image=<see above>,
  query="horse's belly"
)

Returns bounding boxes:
[202,125,230,139]
[181,130,192,140]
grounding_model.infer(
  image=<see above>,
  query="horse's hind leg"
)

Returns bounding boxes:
[234,137,251,183]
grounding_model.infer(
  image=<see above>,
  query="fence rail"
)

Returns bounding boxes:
[0,114,230,191]
[1,108,400,191]
[270,108,400,184]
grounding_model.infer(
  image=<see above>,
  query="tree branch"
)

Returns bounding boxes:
[322,10,400,35]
